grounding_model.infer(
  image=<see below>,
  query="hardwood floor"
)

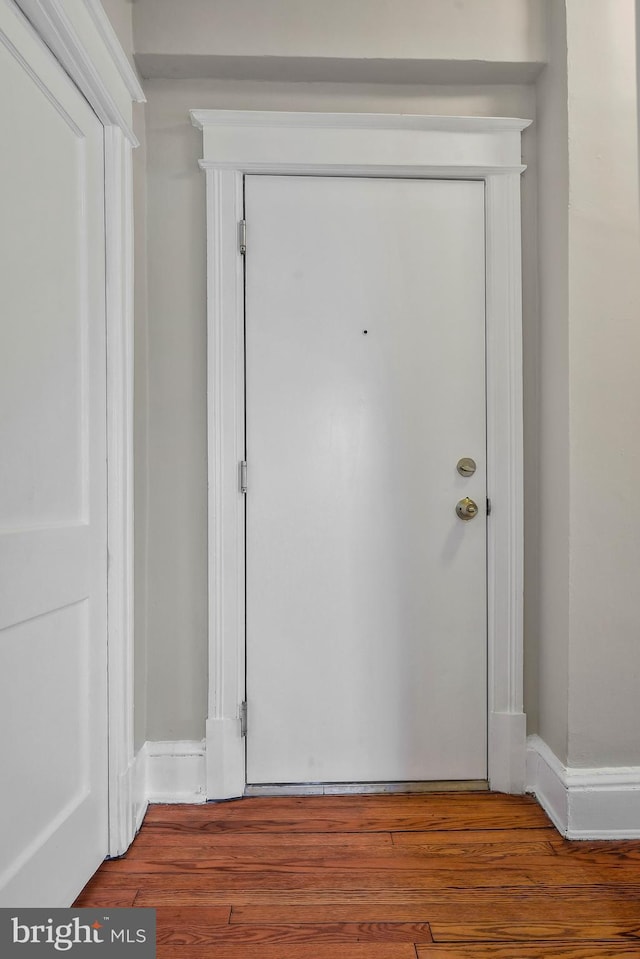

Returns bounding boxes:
[75,793,640,957]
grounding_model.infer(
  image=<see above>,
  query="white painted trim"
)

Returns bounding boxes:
[15,0,138,143]
[146,741,207,805]
[191,109,531,134]
[527,735,640,839]
[82,0,145,103]
[132,744,149,834]
[192,109,528,799]
[105,127,136,856]
[193,110,528,177]
[206,718,245,800]
[199,161,527,178]
[489,712,527,795]
[128,741,208,813]
[485,172,526,793]
[204,167,246,800]
[526,735,570,833]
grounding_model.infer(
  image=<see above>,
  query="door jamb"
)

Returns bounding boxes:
[191,109,530,799]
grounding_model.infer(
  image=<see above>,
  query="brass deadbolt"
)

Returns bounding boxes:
[457,457,477,477]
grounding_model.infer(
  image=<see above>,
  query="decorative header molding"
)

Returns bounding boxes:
[191,109,531,134]
[191,109,530,178]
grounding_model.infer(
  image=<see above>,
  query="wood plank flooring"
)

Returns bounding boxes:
[75,793,640,957]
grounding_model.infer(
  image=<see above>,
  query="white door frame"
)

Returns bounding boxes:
[12,0,144,855]
[191,109,530,799]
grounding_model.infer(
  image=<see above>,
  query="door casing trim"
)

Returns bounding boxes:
[191,109,530,798]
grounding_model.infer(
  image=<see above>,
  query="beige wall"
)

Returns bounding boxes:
[535,0,569,762]
[565,0,640,767]
[133,0,546,68]
[535,0,640,768]
[144,80,209,741]
[143,77,537,741]
[99,0,135,70]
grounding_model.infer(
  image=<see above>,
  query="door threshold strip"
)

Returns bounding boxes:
[244,780,489,797]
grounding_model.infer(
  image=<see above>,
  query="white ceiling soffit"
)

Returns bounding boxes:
[134,54,544,85]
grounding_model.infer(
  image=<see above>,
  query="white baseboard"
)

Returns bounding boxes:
[131,735,640,839]
[144,740,206,804]
[526,735,569,833]
[526,735,640,838]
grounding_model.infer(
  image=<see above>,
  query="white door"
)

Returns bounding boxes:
[245,175,487,785]
[0,3,108,905]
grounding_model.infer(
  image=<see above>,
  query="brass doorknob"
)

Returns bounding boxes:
[456,497,479,521]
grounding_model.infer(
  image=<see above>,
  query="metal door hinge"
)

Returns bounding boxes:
[240,460,247,493]
[239,701,247,737]
[238,219,246,255]
[487,497,492,516]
